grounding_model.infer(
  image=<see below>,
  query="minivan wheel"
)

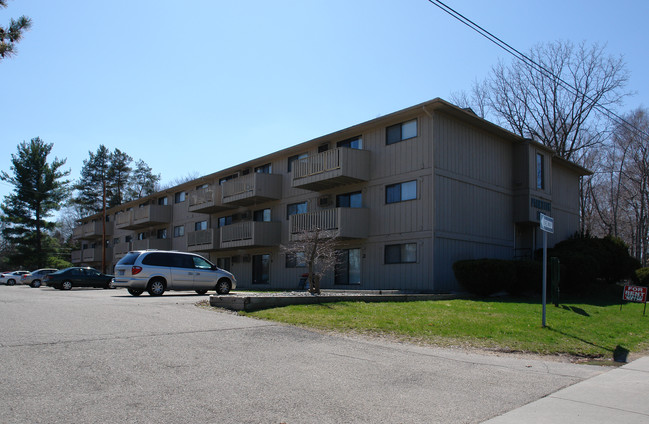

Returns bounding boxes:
[31,280,41,288]
[195,289,208,295]
[216,279,231,295]
[61,280,73,290]
[147,279,165,296]
[127,288,143,296]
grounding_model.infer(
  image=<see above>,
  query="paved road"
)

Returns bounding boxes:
[1,285,604,423]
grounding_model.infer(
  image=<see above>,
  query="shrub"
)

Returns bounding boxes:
[509,260,542,295]
[549,234,640,292]
[636,268,649,286]
[453,259,516,297]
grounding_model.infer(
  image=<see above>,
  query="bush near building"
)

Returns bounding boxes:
[454,235,640,297]
[635,268,649,286]
[452,259,540,297]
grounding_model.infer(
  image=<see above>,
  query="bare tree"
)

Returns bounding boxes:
[281,227,339,294]
[616,109,649,265]
[458,40,630,163]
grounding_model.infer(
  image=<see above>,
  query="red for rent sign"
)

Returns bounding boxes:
[623,285,648,303]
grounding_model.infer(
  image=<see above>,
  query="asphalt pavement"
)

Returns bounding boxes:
[1,285,643,423]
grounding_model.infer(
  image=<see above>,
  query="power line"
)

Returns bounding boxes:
[427,0,649,140]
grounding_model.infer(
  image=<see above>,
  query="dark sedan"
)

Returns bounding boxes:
[44,267,114,290]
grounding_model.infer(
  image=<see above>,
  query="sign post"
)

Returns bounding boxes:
[539,213,554,327]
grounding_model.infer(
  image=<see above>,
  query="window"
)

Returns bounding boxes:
[286,202,307,219]
[195,220,208,231]
[174,191,186,203]
[335,248,361,284]
[125,235,132,243]
[336,191,362,208]
[137,232,146,240]
[536,153,545,190]
[254,208,271,222]
[196,183,208,190]
[337,136,362,149]
[158,196,168,205]
[157,229,167,239]
[254,163,272,174]
[286,252,306,268]
[287,153,307,172]
[386,119,417,145]
[318,144,329,153]
[173,225,184,237]
[193,256,213,269]
[386,180,417,203]
[218,215,233,227]
[113,237,120,245]
[384,243,417,264]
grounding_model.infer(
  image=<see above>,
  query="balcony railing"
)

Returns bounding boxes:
[221,173,282,206]
[132,238,172,251]
[289,207,369,241]
[220,221,281,249]
[189,185,233,214]
[292,148,370,191]
[81,247,113,263]
[72,220,114,240]
[187,228,220,252]
[115,205,171,230]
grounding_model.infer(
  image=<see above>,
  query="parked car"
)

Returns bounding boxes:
[21,268,58,288]
[44,267,114,290]
[1,270,30,286]
[113,250,236,296]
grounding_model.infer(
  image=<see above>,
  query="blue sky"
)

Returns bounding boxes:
[1,0,648,207]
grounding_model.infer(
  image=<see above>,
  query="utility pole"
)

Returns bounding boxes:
[102,178,106,274]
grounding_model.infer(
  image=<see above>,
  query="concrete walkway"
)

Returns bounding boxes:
[483,356,649,423]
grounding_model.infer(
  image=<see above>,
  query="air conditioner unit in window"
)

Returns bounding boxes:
[318,195,332,207]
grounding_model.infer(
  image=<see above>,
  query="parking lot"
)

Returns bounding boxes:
[0,285,603,423]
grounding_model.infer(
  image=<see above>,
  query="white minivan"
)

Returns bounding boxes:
[113,250,236,296]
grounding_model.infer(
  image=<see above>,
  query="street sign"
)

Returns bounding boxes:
[540,213,554,234]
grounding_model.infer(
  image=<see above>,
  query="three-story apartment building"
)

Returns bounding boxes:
[71,98,589,292]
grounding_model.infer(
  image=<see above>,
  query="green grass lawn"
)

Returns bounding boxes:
[241,292,649,359]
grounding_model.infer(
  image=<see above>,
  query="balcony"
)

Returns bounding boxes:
[73,220,114,240]
[187,228,220,252]
[221,173,282,206]
[115,205,171,230]
[81,247,113,263]
[292,148,370,191]
[220,221,281,249]
[132,238,172,251]
[188,185,233,214]
[288,208,369,241]
[113,242,131,256]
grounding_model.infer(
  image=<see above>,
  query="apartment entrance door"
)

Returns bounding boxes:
[252,254,270,284]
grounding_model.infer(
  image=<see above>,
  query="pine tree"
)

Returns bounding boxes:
[128,159,160,200]
[107,149,132,208]
[0,0,32,61]
[73,145,111,216]
[0,137,70,268]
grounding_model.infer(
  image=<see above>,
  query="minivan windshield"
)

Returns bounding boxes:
[117,252,141,266]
